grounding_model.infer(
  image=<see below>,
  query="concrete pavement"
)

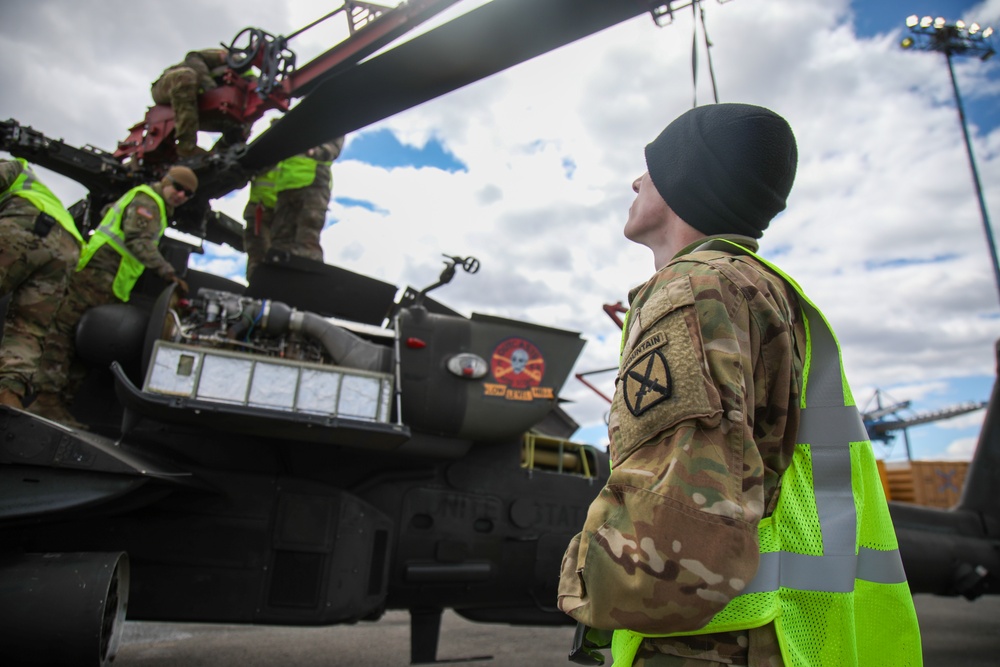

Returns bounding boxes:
[114,594,1000,666]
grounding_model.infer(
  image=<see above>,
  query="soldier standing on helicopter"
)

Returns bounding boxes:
[0,159,84,409]
[151,48,230,157]
[244,137,345,279]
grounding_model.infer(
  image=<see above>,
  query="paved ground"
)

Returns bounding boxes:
[117,608,574,667]
[114,594,999,666]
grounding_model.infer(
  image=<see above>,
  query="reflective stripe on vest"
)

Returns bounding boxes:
[610,238,920,667]
[2,158,84,244]
[248,167,279,208]
[77,185,167,302]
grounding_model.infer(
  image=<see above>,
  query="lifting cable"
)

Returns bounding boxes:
[689,0,720,107]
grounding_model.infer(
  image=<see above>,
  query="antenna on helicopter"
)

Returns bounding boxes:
[413,254,480,307]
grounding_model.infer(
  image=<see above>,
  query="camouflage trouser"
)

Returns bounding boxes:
[151,67,200,155]
[0,215,80,398]
[33,263,117,400]
[632,624,784,667]
[270,183,330,263]
[243,201,275,280]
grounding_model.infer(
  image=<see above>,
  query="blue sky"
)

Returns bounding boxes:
[2,0,998,461]
[340,128,467,172]
[336,0,1000,461]
[854,1,1000,130]
[846,0,997,460]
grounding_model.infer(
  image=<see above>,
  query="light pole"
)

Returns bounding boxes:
[902,15,1000,303]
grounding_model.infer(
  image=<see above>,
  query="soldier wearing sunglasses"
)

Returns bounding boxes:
[29,166,196,428]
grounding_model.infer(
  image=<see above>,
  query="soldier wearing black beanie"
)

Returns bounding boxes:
[644,102,797,238]
[559,102,919,666]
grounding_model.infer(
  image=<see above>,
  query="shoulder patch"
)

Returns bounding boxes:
[135,206,154,220]
[623,334,673,416]
[610,304,722,465]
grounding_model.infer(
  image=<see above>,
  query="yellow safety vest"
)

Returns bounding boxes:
[2,158,84,244]
[611,239,922,667]
[77,185,167,302]
[247,167,279,209]
[274,155,331,193]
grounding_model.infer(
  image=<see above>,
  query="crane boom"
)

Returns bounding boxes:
[868,401,987,437]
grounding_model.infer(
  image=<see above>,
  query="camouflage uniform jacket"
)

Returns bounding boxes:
[85,183,177,282]
[558,234,806,666]
[310,137,345,164]
[160,49,228,92]
[0,161,42,220]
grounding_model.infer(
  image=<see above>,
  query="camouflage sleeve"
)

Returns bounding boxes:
[197,48,228,69]
[558,261,763,634]
[310,137,345,162]
[0,159,24,192]
[183,50,223,90]
[121,193,176,281]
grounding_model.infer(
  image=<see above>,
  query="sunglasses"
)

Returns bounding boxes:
[169,177,195,198]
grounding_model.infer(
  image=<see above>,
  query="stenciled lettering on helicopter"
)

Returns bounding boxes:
[405,488,504,526]
[508,496,587,530]
[530,499,587,529]
[484,337,554,402]
[434,492,502,523]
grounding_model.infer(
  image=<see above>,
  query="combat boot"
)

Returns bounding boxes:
[27,392,87,430]
[0,389,23,408]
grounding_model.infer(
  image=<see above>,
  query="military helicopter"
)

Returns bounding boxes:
[0,1,678,665]
[2,1,999,666]
[885,340,1000,602]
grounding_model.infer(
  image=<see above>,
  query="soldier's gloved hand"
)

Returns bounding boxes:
[171,275,190,294]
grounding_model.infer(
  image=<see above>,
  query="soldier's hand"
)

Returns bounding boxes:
[171,275,190,294]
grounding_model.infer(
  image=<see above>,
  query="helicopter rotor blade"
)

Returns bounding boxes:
[241,0,653,170]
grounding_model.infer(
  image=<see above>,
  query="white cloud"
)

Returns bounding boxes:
[937,436,980,461]
[3,0,997,451]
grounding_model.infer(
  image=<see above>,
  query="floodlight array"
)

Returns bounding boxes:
[902,15,995,60]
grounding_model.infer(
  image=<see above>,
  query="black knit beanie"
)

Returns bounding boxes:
[644,103,797,239]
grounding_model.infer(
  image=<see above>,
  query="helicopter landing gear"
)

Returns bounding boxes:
[409,607,491,664]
